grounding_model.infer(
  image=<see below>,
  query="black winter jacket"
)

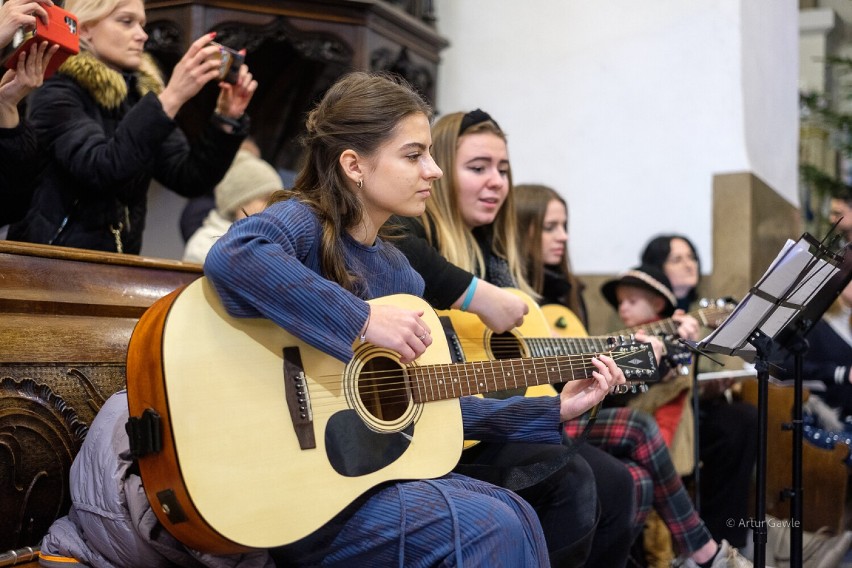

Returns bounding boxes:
[8,52,246,253]
[0,121,42,227]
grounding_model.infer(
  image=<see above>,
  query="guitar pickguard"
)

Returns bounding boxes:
[325,410,414,477]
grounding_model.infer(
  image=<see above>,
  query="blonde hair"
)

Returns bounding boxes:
[66,0,124,51]
[422,112,534,296]
[67,0,161,79]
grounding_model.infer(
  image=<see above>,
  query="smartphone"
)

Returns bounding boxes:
[209,41,244,85]
[4,4,80,78]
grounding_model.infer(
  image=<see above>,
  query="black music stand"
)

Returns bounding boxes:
[698,233,851,568]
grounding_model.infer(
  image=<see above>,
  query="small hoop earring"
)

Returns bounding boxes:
[356,179,363,189]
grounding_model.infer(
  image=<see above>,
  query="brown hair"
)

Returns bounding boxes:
[270,71,432,292]
[514,184,585,319]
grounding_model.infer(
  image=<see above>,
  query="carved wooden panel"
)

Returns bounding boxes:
[142,0,447,173]
[0,242,201,550]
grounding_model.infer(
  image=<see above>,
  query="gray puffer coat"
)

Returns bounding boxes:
[38,391,273,568]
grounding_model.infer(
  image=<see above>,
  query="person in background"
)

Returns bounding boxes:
[7,0,256,254]
[0,0,59,228]
[392,109,637,567]
[38,71,625,568]
[179,137,259,242]
[182,147,281,264]
[641,234,758,550]
[515,183,751,568]
[601,265,699,452]
[772,279,852,451]
[513,183,587,326]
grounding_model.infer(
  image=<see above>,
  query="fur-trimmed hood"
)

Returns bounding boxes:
[57,51,164,110]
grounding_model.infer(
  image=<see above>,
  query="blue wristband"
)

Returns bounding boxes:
[460,277,478,311]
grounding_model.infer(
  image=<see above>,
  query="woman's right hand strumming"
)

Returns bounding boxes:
[466,280,528,333]
[360,304,433,364]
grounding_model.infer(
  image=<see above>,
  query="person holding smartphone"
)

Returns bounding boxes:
[6,0,257,254]
[0,0,59,228]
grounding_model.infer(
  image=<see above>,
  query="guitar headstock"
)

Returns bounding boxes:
[605,337,660,383]
[612,382,649,395]
[662,336,692,367]
[697,297,737,329]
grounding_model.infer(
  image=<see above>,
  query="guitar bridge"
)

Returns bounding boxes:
[283,346,316,450]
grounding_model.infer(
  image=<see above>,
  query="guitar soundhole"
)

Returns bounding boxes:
[358,356,409,422]
[484,332,526,399]
[488,332,524,360]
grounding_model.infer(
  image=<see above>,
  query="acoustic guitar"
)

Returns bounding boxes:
[540,297,736,372]
[125,278,658,553]
[541,298,736,339]
[441,288,661,395]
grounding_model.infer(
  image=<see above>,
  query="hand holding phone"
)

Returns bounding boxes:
[209,41,244,85]
[0,0,53,47]
[3,3,79,78]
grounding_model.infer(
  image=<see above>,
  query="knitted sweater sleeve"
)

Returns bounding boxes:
[204,200,369,362]
[461,396,561,444]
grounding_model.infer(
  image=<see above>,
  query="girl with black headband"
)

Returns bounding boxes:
[391,109,638,567]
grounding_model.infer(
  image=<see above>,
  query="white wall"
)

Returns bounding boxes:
[434,0,799,273]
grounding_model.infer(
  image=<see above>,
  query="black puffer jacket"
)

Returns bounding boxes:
[0,121,41,227]
[8,51,246,253]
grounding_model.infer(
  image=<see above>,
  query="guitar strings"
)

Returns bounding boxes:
[448,334,651,372]
[292,350,643,411]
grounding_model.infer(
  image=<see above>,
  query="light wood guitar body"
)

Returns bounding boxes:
[439,289,657,389]
[440,292,561,398]
[541,303,589,338]
[126,279,655,552]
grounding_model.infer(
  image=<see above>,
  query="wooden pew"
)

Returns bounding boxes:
[740,379,849,534]
[0,241,201,555]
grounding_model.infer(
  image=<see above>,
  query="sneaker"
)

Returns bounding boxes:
[812,531,852,568]
[709,540,753,568]
[767,514,852,568]
[673,540,753,568]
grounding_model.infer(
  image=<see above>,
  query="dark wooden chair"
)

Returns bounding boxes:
[0,241,202,560]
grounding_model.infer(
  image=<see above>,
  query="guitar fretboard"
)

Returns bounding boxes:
[411,356,594,403]
[525,336,617,359]
[608,305,731,338]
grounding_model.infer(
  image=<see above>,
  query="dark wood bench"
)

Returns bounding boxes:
[0,241,201,562]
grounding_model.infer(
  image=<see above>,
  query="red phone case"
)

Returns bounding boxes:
[4,4,80,78]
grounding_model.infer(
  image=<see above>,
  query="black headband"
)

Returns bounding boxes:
[459,108,501,135]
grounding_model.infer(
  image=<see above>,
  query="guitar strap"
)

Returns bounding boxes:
[454,403,601,492]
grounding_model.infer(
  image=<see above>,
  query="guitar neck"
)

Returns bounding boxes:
[608,305,729,337]
[523,335,623,359]
[411,355,597,403]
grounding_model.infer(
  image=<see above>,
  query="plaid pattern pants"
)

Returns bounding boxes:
[564,407,713,555]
